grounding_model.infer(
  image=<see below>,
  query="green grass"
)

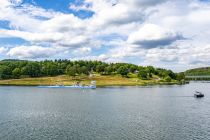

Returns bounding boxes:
[0,75,179,87]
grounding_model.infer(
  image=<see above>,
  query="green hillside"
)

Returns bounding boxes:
[0,59,184,86]
[185,67,210,76]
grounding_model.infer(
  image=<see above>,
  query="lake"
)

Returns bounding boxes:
[0,82,210,140]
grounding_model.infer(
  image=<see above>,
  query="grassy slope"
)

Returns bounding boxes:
[0,74,178,86]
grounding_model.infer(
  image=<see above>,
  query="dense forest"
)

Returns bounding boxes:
[185,67,210,76]
[0,59,185,81]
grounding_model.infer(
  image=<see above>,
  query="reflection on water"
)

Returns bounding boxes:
[0,82,210,140]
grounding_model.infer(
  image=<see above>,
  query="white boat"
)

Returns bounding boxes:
[38,81,96,89]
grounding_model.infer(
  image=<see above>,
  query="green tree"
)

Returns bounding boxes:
[157,69,169,78]
[138,69,148,80]
[43,63,58,76]
[105,66,113,75]
[168,70,176,79]
[164,76,172,82]
[66,65,77,77]
[12,68,21,79]
[146,66,156,77]
[96,64,105,73]
[117,66,129,76]
[21,67,27,75]
[24,62,41,77]
[176,72,185,81]
[129,65,138,73]
[0,65,12,79]
[80,66,89,75]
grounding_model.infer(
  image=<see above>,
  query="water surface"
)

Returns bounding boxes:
[0,82,210,140]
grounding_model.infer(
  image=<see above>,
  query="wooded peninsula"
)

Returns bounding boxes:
[0,59,185,86]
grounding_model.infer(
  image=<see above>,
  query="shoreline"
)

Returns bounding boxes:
[0,82,181,87]
[0,75,182,87]
[0,84,180,87]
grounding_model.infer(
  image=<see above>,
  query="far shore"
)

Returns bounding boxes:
[0,75,181,87]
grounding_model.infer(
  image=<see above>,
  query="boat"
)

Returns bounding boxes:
[38,85,96,89]
[194,91,204,98]
[38,81,96,89]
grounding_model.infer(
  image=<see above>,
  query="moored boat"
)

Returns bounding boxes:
[194,91,204,98]
[38,81,96,89]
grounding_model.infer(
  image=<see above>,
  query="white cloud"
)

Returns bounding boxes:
[11,0,23,5]
[0,0,42,31]
[141,44,210,71]
[188,9,210,24]
[72,47,92,55]
[0,47,8,54]
[18,4,60,19]
[39,14,86,32]
[7,46,65,59]
[69,2,92,11]
[84,0,147,27]
[145,48,179,62]
[0,29,63,42]
[71,54,110,62]
[127,24,183,49]
[121,0,168,7]
[1,0,210,71]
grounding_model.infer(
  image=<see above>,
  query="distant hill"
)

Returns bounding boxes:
[1,59,25,62]
[185,67,210,76]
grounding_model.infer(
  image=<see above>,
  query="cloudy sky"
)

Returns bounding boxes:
[0,0,210,72]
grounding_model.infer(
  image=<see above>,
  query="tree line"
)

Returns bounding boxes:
[185,67,210,76]
[0,59,185,81]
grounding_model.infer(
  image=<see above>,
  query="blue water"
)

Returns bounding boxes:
[0,82,210,140]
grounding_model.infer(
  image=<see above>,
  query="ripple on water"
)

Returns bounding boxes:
[0,83,210,139]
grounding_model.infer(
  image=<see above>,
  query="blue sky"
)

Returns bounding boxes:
[0,0,210,72]
[25,0,94,18]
